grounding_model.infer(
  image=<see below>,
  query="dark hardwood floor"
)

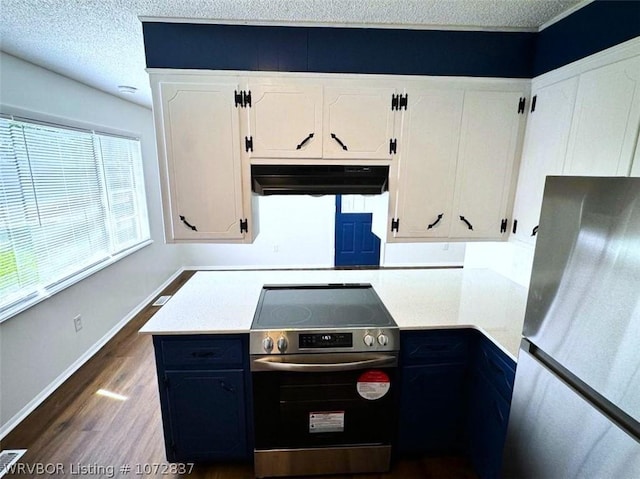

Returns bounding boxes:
[1,270,476,478]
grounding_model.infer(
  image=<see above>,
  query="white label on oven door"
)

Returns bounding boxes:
[357,370,391,400]
[309,411,345,434]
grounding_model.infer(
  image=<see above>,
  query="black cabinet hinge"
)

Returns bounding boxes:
[240,218,248,234]
[234,90,252,108]
[245,136,253,152]
[389,138,397,154]
[163,373,170,388]
[391,218,400,232]
[391,93,408,111]
[512,219,518,234]
[518,97,526,114]
[500,218,508,233]
[530,95,537,113]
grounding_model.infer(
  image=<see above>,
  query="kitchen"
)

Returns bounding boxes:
[1,0,640,478]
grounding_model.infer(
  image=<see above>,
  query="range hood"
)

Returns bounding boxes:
[251,165,389,196]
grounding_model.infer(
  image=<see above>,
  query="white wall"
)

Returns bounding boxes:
[0,52,185,437]
[182,193,467,269]
[183,195,336,268]
[464,241,534,287]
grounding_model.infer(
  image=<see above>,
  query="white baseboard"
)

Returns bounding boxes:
[0,267,185,441]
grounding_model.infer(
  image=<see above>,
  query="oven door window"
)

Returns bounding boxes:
[253,368,396,449]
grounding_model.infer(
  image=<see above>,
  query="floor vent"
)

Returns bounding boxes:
[0,450,27,478]
[152,295,172,307]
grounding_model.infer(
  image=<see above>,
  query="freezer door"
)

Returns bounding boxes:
[503,348,640,478]
[523,176,640,422]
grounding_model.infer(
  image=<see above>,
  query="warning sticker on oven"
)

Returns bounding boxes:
[309,411,345,433]
[357,370,391,400]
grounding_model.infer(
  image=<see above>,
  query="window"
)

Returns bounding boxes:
[0,116,150,320]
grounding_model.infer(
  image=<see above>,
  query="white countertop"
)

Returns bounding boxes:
[140,268,528,359]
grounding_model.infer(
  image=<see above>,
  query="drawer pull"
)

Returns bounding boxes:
[219,381,235,393]
[191,350,218,359]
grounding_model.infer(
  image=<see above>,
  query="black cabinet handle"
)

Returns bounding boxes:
[220,381,235,393]
[296,133,314,150]
[532,225,539,236]
[427,214,444,229]
[459,215,473,231]
[179,215,197,231]
[191,350,216,358]
[331,133,348,151]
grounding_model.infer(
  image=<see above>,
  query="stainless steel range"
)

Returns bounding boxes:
[249,283,400,478]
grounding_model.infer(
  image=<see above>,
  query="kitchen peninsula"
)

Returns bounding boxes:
[140,267,527,357]
[140,267,526,479]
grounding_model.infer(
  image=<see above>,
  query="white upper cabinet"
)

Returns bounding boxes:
[563,56,640,176]
[155,81,249,242]
[511,77,579,244]
[248,82,323,158]
[450,90,526,240]
[392,89,464,239]
[323,87,397,160]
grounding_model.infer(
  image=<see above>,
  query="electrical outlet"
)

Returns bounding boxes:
[273,244,279,253]
[73,315,82,332]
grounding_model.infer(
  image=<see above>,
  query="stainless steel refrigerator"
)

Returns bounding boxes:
[503,176,640,478]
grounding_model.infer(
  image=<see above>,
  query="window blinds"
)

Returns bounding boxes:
[0,117,150,318]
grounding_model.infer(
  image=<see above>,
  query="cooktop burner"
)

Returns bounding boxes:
[251,284,395,330]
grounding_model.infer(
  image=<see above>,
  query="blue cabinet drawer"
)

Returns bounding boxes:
[159,337,245,368]
[401,329,473,365]
[477,338,515,402]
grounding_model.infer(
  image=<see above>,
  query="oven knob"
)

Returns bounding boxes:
[277,336,288,353]
[363,334,375,347]
[262,337,274,353]
[377,334,389,346]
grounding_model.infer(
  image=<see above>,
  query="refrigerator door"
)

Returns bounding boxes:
[503,348,640,478]
[523,176,640,423]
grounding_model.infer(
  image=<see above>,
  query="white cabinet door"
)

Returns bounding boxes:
[563,56,640,176]
[248,83,323,158]
[323,87,396,160]
[511,77,579,244]
[451,90,525,240]
[392,89,464,239]
[159,82,246,242]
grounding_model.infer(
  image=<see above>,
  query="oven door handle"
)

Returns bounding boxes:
[251,354,397,372]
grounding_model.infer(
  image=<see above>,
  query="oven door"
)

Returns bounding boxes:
[251,352,398,450]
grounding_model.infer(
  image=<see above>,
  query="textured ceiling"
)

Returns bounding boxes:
[0,0,588,108]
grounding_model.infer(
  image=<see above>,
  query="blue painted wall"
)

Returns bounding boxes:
[142,1,639,79]
[142,23,535,78]
[534,0,640,76]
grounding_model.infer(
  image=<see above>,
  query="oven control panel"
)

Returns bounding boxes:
[299,333,353,349]
[250,328,399,355]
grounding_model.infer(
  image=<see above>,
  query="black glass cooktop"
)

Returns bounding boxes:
[251,284,396,330]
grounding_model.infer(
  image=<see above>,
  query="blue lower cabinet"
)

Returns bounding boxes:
[468,370,511,479]
[398,362,468,454]
[153,335,252,463]
[467,337,515,479]
[397,329,473,455]
[397,329,516,479]
[164,370,247,462]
